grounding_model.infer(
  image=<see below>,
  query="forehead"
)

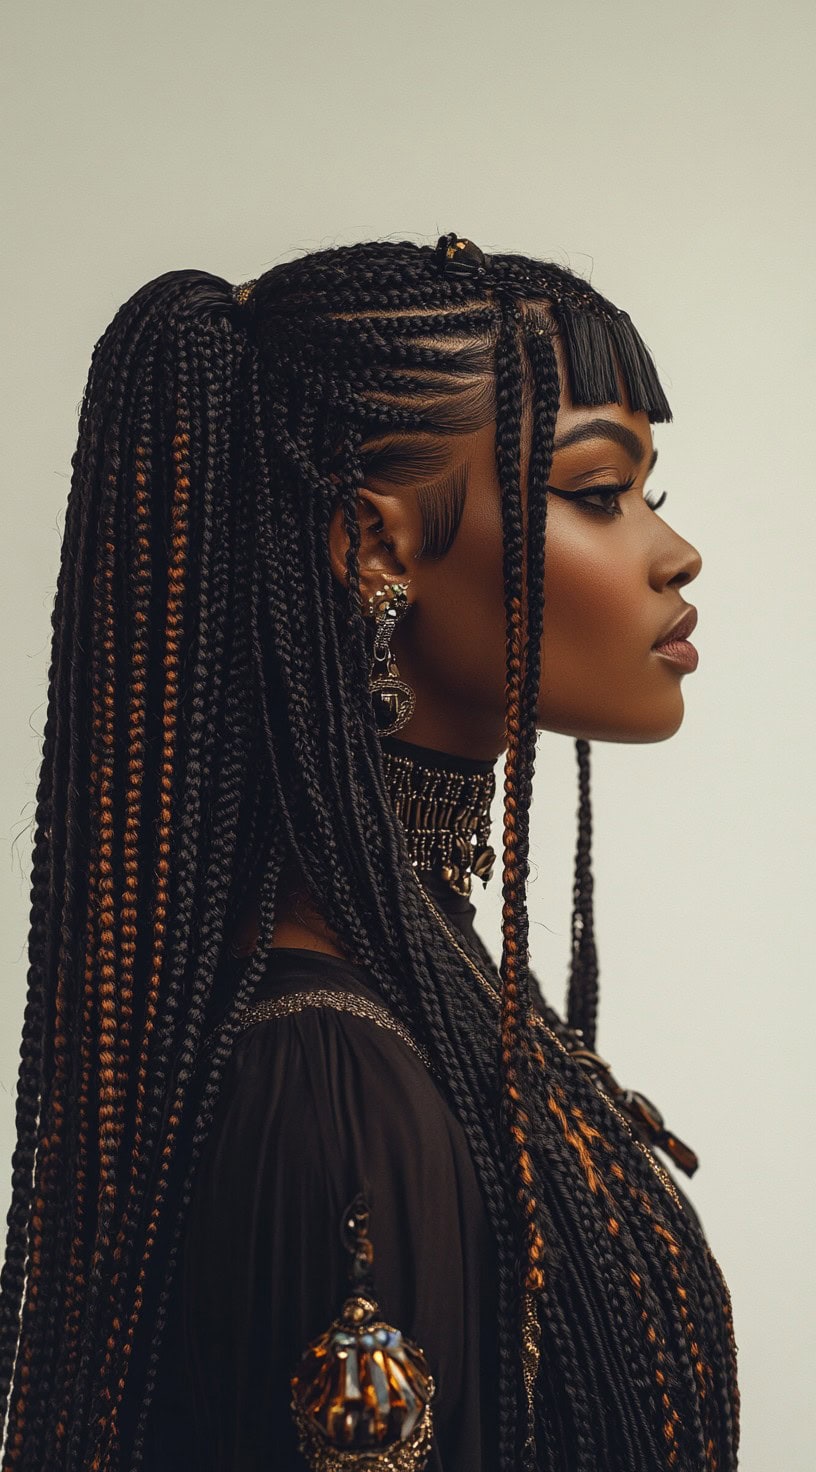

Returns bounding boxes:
[550,335,654,458]
[515,331,653,468]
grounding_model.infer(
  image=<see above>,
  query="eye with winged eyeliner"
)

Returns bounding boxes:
[546,480,669,518]
[546,429,665,517]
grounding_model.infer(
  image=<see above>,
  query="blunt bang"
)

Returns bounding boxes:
[549,300,673,423]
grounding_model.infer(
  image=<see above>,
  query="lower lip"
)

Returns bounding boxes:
[652,639,699,671]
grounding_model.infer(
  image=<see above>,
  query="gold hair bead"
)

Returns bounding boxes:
[231,279,257,306]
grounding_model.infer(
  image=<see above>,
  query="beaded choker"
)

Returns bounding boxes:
[379,735,497,898]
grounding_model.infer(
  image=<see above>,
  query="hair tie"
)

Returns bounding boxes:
[435,233,486,281]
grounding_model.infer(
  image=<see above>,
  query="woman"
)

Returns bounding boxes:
[0,234,739,1471]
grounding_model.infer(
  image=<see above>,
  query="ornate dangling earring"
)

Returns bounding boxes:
[367,580,416,736]
[290,1192,436,1470]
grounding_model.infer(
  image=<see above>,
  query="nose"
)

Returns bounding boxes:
[649,527,702,593]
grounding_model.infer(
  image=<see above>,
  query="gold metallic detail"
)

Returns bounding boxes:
[410,865,688,1214]
[232,278,257,305]
[409,867,699,1451]
[228,990,433,1073]
[592,1087,685,1215]
[290,1219,436,1470]
[520,1290,541,1464]
[368,579,412,623]
[291,1400,434,1471]
[367,581,415,737]
[381,747,496,897]
[291,1317,435,1472]
[369,670,416,736]
[207,864,693,1462]
[291,1408,434,1470]
[344,1294,378,1324]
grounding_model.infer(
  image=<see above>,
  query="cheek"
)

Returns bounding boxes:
[537,506,682,740]
[542,512,638,667]
[408,501,508,708]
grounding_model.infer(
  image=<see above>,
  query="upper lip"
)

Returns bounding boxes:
[652,605,698,648]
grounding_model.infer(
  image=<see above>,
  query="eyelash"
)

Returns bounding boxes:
[548,476,669,518]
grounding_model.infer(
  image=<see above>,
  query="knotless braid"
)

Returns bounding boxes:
[0,240,738,1472]
[567,737,600,1048]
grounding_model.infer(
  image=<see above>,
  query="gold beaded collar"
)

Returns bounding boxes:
[379,735,497,898]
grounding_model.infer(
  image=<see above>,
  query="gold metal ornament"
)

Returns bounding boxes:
[379,745,496,897]
[290,1195,436,1471]
[290,1298,435,1471]
[367,581,416,737]
[231,278,257,305]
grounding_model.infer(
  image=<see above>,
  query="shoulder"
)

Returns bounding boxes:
[178,972,499,1471]
[232,980,433,1076]
[188,974,494,1316]
[222,974,436,1109]
[198,975,467,1208]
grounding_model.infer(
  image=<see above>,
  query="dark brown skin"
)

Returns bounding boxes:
[229,368,701,958]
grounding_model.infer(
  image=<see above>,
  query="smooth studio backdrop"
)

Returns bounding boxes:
[2,2,813,1466]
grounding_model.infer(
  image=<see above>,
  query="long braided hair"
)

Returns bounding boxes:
[0,237,739,1471]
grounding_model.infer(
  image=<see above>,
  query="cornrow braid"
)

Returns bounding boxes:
[0,238,738,1472]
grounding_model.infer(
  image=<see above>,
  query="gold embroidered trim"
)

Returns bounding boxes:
[227,989,433,1073]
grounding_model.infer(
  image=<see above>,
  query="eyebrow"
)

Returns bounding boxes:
[552,417,658,472]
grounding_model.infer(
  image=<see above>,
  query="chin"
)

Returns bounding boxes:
[538,693,687,744]
[605,714,685,744]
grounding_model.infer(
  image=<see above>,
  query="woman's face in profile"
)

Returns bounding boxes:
[332,368,703,759]
[526,383,703,744]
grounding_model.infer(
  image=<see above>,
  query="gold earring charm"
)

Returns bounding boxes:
[290,1194,436,1470]
[367,580,416,737]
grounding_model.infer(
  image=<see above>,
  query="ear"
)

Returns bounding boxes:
[327,481,418,611]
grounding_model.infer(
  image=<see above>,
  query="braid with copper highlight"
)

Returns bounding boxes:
[0,238,738,1471]
[493,296,548,1308]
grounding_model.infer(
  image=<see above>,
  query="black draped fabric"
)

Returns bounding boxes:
[141,868,501,1471]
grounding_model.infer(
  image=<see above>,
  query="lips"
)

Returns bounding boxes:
[652,605,698,649]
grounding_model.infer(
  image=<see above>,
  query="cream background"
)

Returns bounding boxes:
[2,2,813,1466]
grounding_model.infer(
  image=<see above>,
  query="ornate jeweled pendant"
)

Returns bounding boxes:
[369,661,417,737]
[290,1195,436,1470]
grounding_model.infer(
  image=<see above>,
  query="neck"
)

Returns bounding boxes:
[227,735,500,959]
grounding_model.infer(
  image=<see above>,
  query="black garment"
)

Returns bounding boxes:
[141,870,500,1471]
